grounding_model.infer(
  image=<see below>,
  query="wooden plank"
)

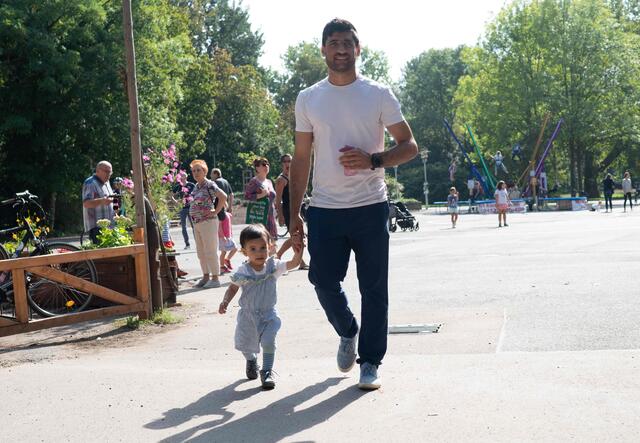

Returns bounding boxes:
[0,244,145,272]
[0,302,147,338]
[0,316,19,327]
[29,266,139,305]
[12,269,29,324]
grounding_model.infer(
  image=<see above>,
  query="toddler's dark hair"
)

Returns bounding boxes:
[239,224,272,247]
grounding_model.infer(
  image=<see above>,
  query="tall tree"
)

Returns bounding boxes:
[399,47,467,201]
[0,0,219,231]
[455,0,640,196]
[172,0,264,67]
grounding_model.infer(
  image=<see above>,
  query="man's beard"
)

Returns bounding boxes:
[326,56,356,73]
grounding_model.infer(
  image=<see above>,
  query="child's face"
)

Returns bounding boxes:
[242,236,269,267]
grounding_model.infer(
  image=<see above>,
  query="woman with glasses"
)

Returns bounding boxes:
[244,157,278,240]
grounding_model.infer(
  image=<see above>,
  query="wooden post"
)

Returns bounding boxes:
[133,227,151,319]
[12,269,29,323]
[123,0,151,316]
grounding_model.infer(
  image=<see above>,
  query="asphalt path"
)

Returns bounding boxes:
[1,205,639,442]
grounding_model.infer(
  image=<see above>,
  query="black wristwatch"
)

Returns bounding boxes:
[370,152,383,170]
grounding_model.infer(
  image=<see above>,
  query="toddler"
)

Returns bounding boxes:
[218,212,237,273]
[218,224,303,389]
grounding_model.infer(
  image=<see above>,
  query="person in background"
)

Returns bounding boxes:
[189,159,227,289]
[82,161,115,244]
[244,157,278,240]
[447,186,459,228]
[212,168,234,213]
[622,171,633,212]
[173,179,195,250]
[495,180,510,227]
[218,211,238,273]
[275,154,309,269]
[603,173,615,213]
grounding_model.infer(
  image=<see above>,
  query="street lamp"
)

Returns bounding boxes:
[421,149,429,208]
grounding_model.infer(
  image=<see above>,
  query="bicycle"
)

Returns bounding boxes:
[0,191,97,317]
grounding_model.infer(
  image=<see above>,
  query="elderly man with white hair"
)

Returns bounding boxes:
[82,160,115,244]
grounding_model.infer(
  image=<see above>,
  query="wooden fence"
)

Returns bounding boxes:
[0,228,150,337]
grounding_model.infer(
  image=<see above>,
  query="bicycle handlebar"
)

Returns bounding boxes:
[0,190,38,207]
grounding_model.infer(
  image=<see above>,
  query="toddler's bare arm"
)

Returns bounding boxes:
[219,284,239,314]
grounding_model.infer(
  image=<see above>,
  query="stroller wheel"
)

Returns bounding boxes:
[389,223,397,232]
[415,222,420,231]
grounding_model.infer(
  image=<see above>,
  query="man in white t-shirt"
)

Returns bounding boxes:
[289,18,418,391]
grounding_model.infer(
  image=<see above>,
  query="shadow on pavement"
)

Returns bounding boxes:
[149,377,364,442]
[0,322,133,354]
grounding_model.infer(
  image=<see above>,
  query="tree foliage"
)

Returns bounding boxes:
[455,0,640,196]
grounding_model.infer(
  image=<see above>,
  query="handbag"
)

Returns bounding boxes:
[206,185,226,221]
[245,197,269,226]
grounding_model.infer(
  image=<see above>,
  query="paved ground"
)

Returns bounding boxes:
[1,204,639,442]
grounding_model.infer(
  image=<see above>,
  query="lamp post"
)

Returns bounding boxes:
[421,149,429,208]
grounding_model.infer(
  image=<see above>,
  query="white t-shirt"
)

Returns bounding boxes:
[494,189,509,205]
[295,75,405,209]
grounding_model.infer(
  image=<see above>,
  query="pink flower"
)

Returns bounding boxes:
[143,155,150,163]
[122,178,134,189]
[163,158,170,165]
[173,161,179,168]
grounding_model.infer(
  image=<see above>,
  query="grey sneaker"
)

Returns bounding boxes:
[337,334,357,373]
[204,279,221,289]
[246,359,259,380]
[358,362,381,390]
[260,369,275,389]
[194,278,209,288]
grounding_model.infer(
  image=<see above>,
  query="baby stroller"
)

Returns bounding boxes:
[388,201,419,232]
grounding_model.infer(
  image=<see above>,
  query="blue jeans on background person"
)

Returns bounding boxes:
[180,206,193,247]
[604,191,613,211]
[306,201,390,367]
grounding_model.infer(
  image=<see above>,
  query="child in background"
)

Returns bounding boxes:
[218,211,237,273]
[447,187,459,228]
[494,180,510,227]
[218,224,303,389]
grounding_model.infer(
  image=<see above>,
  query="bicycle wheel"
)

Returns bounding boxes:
[27,242,97,317]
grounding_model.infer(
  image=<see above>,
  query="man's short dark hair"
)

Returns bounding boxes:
[322,18,359,46]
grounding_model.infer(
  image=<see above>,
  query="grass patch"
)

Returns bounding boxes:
[117,309,183,330]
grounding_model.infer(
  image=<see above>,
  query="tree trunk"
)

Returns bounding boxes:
[583,151,599,198]
[48,192,57,230]
[569,141,577,197]
[576,146,584,195]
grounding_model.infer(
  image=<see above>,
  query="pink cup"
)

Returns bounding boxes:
[339,145,357,176]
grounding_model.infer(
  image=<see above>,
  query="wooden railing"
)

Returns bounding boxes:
[0,228,150,337]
